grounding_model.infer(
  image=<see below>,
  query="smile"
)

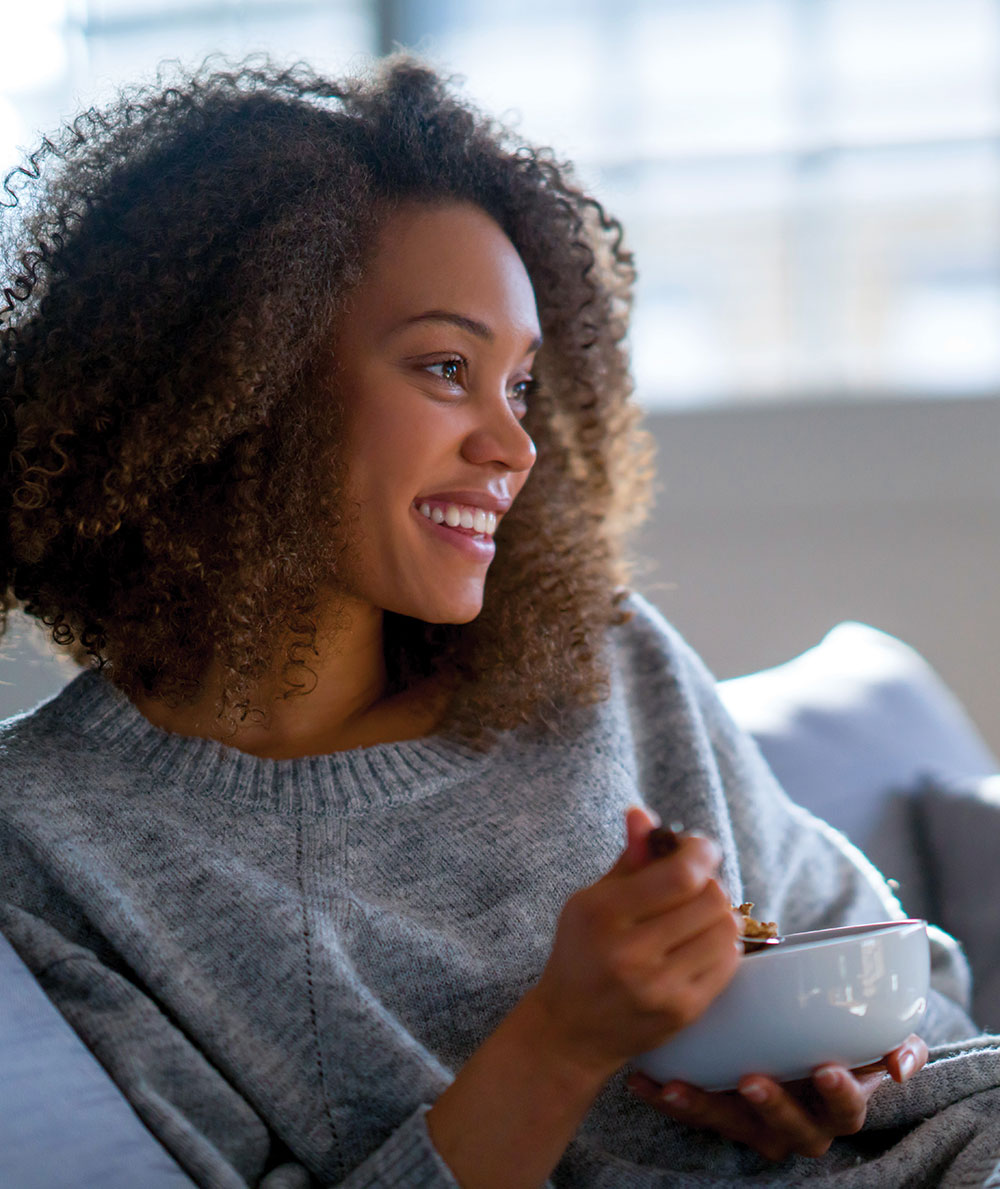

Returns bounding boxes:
[412,500,498,563]
[415,500,498,537]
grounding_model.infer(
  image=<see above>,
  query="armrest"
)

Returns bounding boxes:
[0,930,197,1188]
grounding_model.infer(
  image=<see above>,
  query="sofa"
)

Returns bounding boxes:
[3,622,998,1188]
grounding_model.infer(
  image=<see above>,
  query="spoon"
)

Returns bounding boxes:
[646,822,685,858]
[739,934,783,954]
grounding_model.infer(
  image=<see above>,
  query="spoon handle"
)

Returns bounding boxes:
[647,823,684,858]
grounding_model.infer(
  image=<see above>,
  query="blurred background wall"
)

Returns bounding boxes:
[3,0,1000,751]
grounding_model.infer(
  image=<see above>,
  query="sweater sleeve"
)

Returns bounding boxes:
[0,904,463,1189]
[334,1108,460,1189]
[617,594,977,1045]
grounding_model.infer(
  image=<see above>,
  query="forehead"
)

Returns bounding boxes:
[348,201,540,341]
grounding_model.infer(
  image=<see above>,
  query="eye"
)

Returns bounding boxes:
[509,376,537,416]
[425,357,466,386]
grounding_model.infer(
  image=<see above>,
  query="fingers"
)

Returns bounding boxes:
[608,808,732,932]
[626,805,660,864]
[628,1077,800,1158]
[732,1075,846,1159]
[628,1075,756,1147]
[851,1034,927,1083]
[624,880,738,959]
[628,1067,873,1163]
[621,914,741,1029]
[635,1076,836,1162]
[849,1057,887,1076]
[807,1066,869,1133]
[609,837,726,923]
[644,906,741,984]
[610,806,661,876]
[884,1034,928,1083]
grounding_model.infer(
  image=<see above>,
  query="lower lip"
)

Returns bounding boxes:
[412,506,497,562]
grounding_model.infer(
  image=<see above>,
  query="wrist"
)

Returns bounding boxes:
[425,989,613,1189]
[507,985,621,1093]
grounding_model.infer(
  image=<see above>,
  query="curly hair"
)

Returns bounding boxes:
[0,55,654,745]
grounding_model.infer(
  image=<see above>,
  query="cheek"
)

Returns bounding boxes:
[354,422,425,508]
[358,404,453,492]
[336,361,462,510]
[340,390,420,495]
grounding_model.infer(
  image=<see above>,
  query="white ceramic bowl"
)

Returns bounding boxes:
[633,919,929,1092]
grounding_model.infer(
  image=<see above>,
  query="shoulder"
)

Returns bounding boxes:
[0,676,134,939]
[601,591,774,807]
[606,589,720,708]
[0,674,111,801]
[611,589,691,651]
[592,590,744,793]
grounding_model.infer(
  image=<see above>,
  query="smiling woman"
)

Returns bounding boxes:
[0,54,997,1189]
[131,199,548,756]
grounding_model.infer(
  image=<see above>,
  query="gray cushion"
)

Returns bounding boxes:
[0,930,196,1188]
[719,621,998,919]
[916,777,1000,1032]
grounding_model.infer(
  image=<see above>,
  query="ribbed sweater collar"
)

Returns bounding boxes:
[36,671,495,815]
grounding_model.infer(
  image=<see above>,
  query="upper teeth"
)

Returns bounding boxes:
[418,502,498,536]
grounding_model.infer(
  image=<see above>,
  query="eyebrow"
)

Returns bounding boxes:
[399,309,543,354]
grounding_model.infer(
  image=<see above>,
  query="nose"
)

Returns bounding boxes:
[460,391,537,475]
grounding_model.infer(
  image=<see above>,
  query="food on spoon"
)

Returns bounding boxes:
[734,902,778,940]
[734,902,779,952]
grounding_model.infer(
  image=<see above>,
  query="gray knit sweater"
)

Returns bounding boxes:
[2,593,998,1188]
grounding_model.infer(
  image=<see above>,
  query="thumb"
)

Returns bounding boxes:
[609,805,660,876]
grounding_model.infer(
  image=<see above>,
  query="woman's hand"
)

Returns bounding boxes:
[626,1034,929,1162]
[427,806,741,1189]
[526,806,742,1081]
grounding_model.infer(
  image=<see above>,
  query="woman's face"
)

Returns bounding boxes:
[330,201,540,625]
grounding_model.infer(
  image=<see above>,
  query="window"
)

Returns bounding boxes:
[4,0,1000,408]
[1,1,372,176]
[420,0,1000,407]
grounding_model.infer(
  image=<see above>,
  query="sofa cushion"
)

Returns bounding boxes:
[718,621,998,919]
[916,776,1000,1032]
[0,930,196,1188]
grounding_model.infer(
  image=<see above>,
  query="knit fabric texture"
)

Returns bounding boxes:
[2,593,998,1188]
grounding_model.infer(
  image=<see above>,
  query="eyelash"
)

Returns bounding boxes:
[424,356,536,407]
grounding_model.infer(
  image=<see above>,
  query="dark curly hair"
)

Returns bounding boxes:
[0,55,653,745]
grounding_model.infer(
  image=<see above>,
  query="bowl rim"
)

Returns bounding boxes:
[743,917,927,958]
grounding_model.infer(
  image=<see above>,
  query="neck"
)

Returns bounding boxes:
[131,601,448,758]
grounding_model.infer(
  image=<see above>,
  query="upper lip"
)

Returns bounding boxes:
[414,490,513,514]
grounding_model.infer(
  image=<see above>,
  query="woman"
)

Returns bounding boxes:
[0,58,992,1188]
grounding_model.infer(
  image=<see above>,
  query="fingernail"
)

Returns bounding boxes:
[740,1081,768,1104]
[815,1066,840,1089]
[898,1050,916,1080]
[661,1086,688,1108]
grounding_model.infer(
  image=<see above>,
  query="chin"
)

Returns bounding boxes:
[423,604,483,626]
[384,589,484,625]
[409,591,485,625]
